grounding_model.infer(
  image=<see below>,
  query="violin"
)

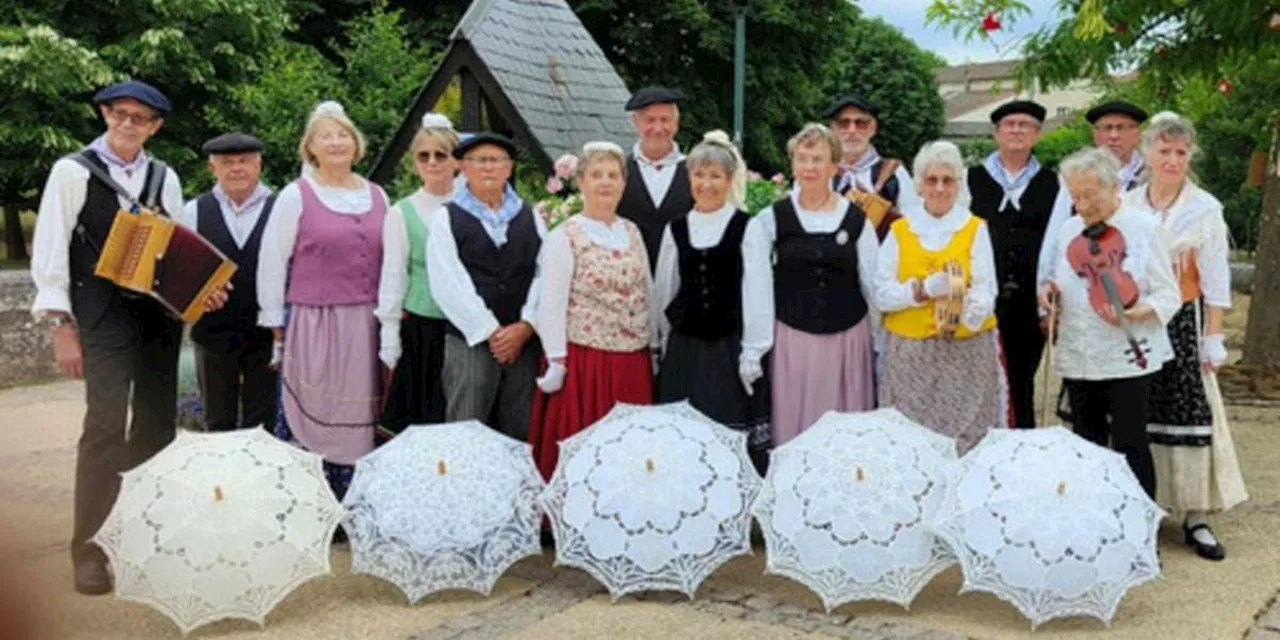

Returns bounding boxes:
[1066,222,1149,369]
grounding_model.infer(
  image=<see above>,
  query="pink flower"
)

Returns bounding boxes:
[546,177,564,193]
[747,171,762,181]
[771,173,785,185]
[554,154,579,179]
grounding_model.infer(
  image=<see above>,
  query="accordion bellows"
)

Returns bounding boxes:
[94,210,237,323]
[845,188,893,229]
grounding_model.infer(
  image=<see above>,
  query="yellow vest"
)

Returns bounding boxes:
[883,215,997,339]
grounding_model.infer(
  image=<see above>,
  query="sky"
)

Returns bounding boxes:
[857,0,1065,65]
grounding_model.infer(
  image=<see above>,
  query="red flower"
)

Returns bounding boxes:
[1114,22,1129,34]
[981,12,1002,32]
[1218,79,1233,95]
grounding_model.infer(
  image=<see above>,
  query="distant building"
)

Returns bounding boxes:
[934,59,1105,140]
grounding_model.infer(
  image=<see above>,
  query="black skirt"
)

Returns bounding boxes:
[376,313,448,444]
[1147,302,1212,447]
[657,329,772,474]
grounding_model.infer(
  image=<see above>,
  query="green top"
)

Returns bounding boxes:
[397,197,445,319]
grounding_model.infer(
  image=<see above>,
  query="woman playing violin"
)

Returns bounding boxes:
[1122,112,1246,560]
[1039,147,1180,499]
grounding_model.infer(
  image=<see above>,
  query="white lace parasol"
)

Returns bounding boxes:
[343,420,544,602]
[753,408,958,610]
[92,429,345,635]
[932,427,1164,628]
[539,402,762,599]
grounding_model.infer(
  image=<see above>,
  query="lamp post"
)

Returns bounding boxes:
[732,0,748,152]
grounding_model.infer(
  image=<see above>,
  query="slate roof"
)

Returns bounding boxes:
[454,0,634,161]
[934,59,1023,85]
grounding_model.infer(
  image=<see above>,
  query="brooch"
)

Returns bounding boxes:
[835,229,849,246]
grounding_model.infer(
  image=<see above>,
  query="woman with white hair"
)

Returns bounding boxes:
[258,100,391,499]
[1123,111,1246,560]
[653,131,770,473]
[742,123,879,447]
[375,113,460,444]
[1039,147,1180,499]
[528,141,656,479]
[875,141,1003,454]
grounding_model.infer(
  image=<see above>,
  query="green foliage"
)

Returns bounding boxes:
[745,172,788,215]
[1032,119,1093,168]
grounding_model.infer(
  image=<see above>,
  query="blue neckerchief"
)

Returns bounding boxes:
[983,152,1041,210]
[454,182,524,245]
[88,135,149,176]
[836,145,883,193]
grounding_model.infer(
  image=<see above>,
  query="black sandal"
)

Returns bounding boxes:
[1183,523,1226,561]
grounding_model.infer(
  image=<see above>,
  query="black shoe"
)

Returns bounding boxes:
[74,559,112,595]
[1184,523,1226,561]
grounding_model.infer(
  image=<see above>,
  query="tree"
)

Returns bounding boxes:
[927,0,1280,365]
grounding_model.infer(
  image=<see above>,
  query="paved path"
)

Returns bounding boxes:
[3,380,1279,639]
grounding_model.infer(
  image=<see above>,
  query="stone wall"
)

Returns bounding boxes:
[0,270,56,387]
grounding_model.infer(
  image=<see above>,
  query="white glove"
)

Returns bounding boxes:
[379,321,401,371]
[922,271,952,299]
[1200,334,1227,369]
[269,339,284,368]
[738,357,762,397]
[537,361,567,394]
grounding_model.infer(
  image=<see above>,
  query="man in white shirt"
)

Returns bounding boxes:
[180,133,277,433]
[617,87,694,269]
[29,80,225,595]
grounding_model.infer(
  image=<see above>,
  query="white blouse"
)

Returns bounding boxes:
[426,202,547,347]
[741,194,881,368]
[30,156,185,319]
[255,175,391,329]
[1122,180,1232,309]
[652,204,743,353]
[535,215,657,360]
[873,203,998,332]
[375,187,453,368]
[1043,204,1181,380]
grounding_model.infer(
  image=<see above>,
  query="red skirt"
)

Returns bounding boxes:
[529,343,653,480]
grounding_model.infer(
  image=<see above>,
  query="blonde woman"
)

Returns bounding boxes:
[875,141,1005,454]
[257,100,391,499]
[1126,111,1246,560]
[375,113,460,443]
[742,123,879,447]
[528,141,655,479]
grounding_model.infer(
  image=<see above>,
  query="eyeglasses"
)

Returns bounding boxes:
[416,150,451,163]
[1093,123,1137,134]
[106,108,159,126]
[999,120,1040,132]
[924,176,957,187]
[834,116,874,131]
[463,155,512,167]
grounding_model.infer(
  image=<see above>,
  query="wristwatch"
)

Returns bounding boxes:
[47,315,74,330]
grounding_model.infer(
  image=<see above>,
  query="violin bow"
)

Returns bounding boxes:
[1099,272,1149,369]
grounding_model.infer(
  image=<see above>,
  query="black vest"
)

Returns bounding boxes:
[67,150,170,331]
[189,192,276,351]
[619,157,694,271]
[968,166,1060,302]
[447,202,541,329]
[665,211,750,340]
[833,159,902,204]
[773,199,869,334]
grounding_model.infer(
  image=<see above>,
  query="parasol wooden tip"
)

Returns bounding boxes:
[437,460,447,476]
[214,485,224,502]
[1056,481,1067,496]
[855,466,865,482]
[645,458,655,473]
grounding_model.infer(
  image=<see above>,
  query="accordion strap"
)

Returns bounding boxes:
[874,159,899,193]
[68,152,169,213]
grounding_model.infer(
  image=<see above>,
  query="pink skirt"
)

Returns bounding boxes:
[282,304,380,465]
[770,318,876,446]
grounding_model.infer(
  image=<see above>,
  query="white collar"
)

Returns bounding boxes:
[903,201,970,233]
[633,142,682,168]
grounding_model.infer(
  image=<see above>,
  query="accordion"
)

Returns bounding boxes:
[93,209,237,323]
[843,158,902,230]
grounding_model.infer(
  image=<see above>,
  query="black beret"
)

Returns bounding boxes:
[990,100,1047,124]
[1085,101,1149,124]
[452,131,518,160]
[93,80,171,115]
[625,86,684,111]
[201,132,263,156]
[822,94,878,120]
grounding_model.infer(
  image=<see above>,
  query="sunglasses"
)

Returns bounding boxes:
[835,116,874,131]
[416,150,451,163]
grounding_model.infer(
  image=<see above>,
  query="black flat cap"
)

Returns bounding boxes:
[1085,101,1148,124]
[94,80,170,115]
[202,132,263,155]
[452,131,518,159]
[625,86,683,111]
[822,94,878,120]
[990,100,1047,124]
